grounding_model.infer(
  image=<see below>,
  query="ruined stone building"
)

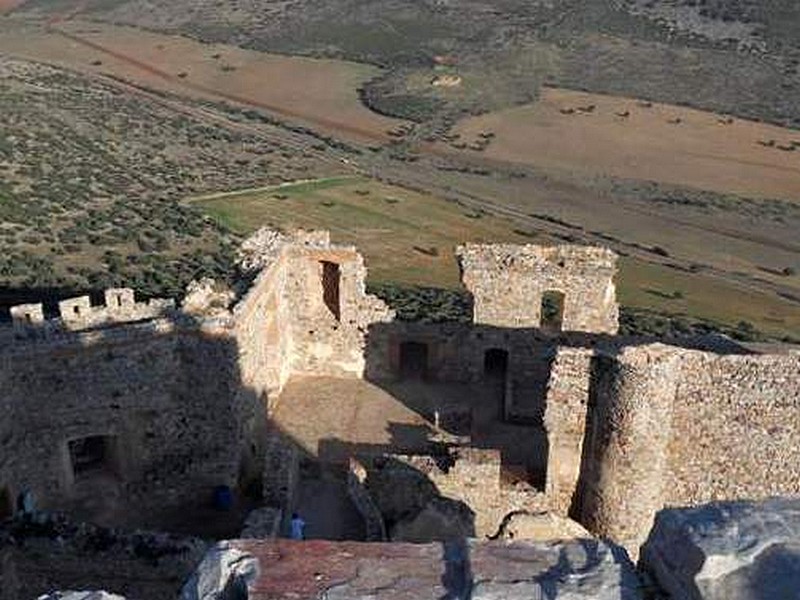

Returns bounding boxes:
[0,229,798,597]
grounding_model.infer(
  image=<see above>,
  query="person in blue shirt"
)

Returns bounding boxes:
[290,512,306,540]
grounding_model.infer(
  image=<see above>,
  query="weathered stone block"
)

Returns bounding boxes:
[640,498,800,600]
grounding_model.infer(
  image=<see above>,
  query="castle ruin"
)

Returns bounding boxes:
[0,229,798,597]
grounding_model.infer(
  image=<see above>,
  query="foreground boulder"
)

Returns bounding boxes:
[185,538,642,599]
[640,498,800,600]
[37,594,126,600]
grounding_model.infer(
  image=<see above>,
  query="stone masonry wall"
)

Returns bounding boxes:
[389,449,547,538]
[0,230,395,524]
[457,244,618,334]
[666,352,800,506]
[569,345,800,555]
[543,347,595,514]
[1,229,798,561]
[6,288,174,340]
[284,244,393,379]
[0,320,257,518]
[575,345,680,553]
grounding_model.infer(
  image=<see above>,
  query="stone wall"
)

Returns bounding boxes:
[0,229,396,528]
[457,244,618,334]
[666,352,800,506]
[283,242,393,379]
[568,344,800,554]
[347,459,386,542]
[0,319,261,521]
[543,347,595,514]
[233,229,394,398]
[575,345,681,553]
[0,228,797,562]
[374,449,546,539]
[1,517,206,600]
[6,288,174,340]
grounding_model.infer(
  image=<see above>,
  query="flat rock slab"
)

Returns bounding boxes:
[640,498,800,600]
[186,538,642,599]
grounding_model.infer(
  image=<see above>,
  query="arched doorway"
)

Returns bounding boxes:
[399,341,429,379]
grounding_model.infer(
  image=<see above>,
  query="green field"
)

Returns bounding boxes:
[190,177,800,340]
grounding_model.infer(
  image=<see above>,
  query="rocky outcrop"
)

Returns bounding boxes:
[186,538,643,599]
[180,542,259,600]
[640,498,800,600]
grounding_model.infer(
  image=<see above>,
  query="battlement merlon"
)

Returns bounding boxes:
[7,288,176,336]
[457,243,619,334]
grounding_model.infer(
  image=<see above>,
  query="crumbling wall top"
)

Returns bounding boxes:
[457,243,619,333]
[237,228,333,275]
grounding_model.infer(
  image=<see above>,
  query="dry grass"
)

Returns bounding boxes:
[0,19,404,143]
[450,87,800,201]
[190,176,538,288]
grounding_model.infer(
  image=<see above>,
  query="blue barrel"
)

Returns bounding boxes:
[213,485,234,511]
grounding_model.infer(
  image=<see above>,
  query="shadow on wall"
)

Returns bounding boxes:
[0,304,269,541]
[745,544,800,600]
[359,320,752,496]
[440,537,473,600]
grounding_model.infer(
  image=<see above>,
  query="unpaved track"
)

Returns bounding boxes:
[46,26,392,145]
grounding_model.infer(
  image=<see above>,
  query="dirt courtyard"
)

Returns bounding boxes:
[271,376,548,482]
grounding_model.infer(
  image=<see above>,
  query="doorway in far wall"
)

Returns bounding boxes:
[68,435,120,480]
[484,348,510,419]
[0,486,12,520]
[399,341,429,379]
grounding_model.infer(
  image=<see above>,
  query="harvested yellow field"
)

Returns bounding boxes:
[450,87,800,201]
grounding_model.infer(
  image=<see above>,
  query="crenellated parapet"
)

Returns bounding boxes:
[5,288,176,339]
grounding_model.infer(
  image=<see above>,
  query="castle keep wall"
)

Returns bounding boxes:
[567,345,800,553]
[666,352,800,506]
[457,244,618,334]
[283,243,393,379]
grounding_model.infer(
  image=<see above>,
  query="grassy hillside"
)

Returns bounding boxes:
[0,57,341,298]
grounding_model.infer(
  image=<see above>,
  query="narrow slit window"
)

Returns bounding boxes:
[321,261,341,321]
